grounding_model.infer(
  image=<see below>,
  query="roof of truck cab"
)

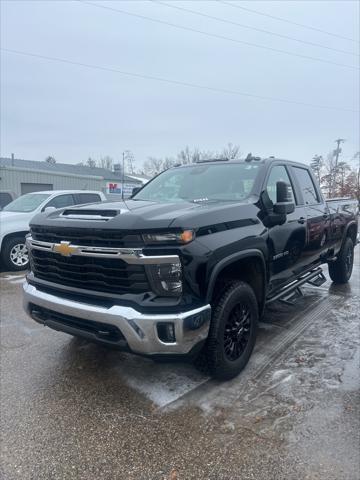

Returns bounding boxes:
[174,158,310,168]
[23,190,103,195]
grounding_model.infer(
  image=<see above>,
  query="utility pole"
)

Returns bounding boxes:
[330,138,345,197]
[122,151,125,200]
[334,138,345,170]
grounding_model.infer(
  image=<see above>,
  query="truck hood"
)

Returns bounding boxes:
[30,199,260,231]
[0,211,32,223]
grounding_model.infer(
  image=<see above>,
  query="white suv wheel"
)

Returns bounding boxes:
[9,243,29,267]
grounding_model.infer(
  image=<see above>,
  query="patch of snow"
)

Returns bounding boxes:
[114,355,208,407]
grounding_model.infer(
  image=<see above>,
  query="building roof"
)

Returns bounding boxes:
[0,157,140,183]
[125,173,151,183]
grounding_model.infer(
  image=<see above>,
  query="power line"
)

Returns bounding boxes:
[78,1,359,70]
[153,0,358,57]
[220,1,359,44]
[1,48,358,113]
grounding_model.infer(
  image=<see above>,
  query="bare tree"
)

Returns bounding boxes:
[310,155,323,183]
[86,157,96,168]
[319,150,359,199]
[335,161,351,196]
[163,157,176,170]
[199,149,217,160]
[98,156,114,170]
[45,156,56,164]
[142,143,242,176]
[126,154,136,174]
[219,142,241,160]
[341,170,358,199]
[177,146,201,165]
[143,157,166,177]
[321,151,337,198]
[351,151,360,201]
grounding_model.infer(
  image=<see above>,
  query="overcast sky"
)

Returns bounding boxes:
[1,0,359,170]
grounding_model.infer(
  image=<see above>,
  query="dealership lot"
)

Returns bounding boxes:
[1,255,359,480]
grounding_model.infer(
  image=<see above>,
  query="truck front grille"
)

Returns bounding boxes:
[30,248,150,295]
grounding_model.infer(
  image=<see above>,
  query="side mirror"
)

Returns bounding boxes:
[273,181,295,215]
[131,187,141,197]
[276,181,292,203]
[273,202,295,215]
[43,206,56,213]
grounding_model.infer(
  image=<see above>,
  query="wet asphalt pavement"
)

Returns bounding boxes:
[0,254,359,480]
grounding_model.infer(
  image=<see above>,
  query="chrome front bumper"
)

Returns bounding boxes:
[23,282,211,355]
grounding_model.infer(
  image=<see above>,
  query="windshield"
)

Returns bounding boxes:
[134,163,261,203]
[3,193,51,212]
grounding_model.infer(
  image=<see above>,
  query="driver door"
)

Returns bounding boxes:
[265,165,308,292]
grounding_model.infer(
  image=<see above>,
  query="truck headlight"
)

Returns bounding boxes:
[143,230,194,245]
[145,261,182,297]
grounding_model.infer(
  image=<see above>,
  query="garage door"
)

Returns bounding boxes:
[21,183,53,194]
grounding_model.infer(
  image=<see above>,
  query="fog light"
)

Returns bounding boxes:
[157,322,176,343]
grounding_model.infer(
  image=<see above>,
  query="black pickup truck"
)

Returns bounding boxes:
[23,158,358,379]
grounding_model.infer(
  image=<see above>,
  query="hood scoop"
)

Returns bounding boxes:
[60,209,120,221]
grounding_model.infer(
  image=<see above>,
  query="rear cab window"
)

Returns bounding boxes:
[75,193,101,204]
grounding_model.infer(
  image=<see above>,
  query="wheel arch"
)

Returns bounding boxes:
[206,250,267,314]
[1,231,29,252]
[345,221,358,246]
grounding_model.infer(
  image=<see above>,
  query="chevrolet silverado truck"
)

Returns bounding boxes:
[23,158,358,380]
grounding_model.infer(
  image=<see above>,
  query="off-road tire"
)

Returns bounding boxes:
[205,281,258,380]
[328,237,354,284]
[1,236,29,271]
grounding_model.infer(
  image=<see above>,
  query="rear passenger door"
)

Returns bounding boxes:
[290,166,331,264]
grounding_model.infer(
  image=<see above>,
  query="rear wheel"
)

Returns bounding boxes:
[205,281,258,380]
[1,236,29,271]
[328,237,354,284]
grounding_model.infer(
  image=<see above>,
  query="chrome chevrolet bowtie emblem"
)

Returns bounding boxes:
[52,241,78,257]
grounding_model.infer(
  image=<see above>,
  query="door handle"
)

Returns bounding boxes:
[322,213,329,219]
[298,217,306,224]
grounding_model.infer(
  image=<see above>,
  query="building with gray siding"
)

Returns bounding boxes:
[0,157,145,197]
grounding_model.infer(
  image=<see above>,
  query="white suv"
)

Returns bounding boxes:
[0,190,106,271]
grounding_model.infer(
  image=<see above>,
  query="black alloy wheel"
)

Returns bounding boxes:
[223,303,251,361]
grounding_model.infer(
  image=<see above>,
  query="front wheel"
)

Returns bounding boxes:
[1,236,29,271]
[205,281,258,380]
[328,237,354,284]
